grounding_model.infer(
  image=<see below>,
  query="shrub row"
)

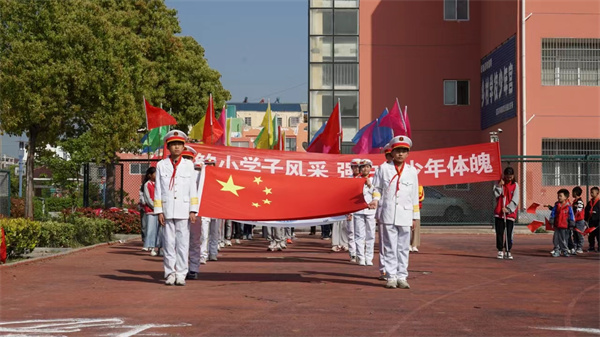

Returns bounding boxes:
[1,217,114,259]
[64,207,142,234]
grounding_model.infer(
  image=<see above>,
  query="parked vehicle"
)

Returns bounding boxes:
[421,187,473,222]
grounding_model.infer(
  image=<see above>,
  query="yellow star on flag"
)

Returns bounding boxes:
[252,202,260,208]
[263,199,271,205]
[253,177,263,185]
[217,175,245,196]
[263,187,272,195]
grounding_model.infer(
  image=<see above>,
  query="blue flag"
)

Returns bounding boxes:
[308,122,327,147]
[372,108,394,148]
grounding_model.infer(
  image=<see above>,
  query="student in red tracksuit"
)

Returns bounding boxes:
[493,167,520,260]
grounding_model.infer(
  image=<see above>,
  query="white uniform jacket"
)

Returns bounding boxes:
[154,158,199,219]
[372,162,420,226]
[355,176,376,215]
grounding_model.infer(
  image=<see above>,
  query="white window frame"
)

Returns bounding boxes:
[289,116,300,127]
[244,117,252,126]
[444,0,469,21]
[444,80,470,106]
[130,163,149,175]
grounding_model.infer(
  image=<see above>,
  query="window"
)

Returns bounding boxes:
[289,117,300,127]
[244,117,252,126]
[444,0,469,21]
[444,80,469,105]
[542,38,600,86]
[231,141,250,148]
[277,117,283,127]
[444,183,470,191]
[130,163,150,175]
[542,138,600,186]
[285,138,297,151]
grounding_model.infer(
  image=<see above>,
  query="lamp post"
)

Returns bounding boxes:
[18,141,25,198]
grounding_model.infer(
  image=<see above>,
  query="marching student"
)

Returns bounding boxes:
[493,167,520,260]
[346,158,362,262]
[549,189,575,257]
[267,226,285,251]
[353,159,376,266]
[371,136,420,289]
[199,158,220,262]
[571,186,586,254]
[183,146,206,280]
[154,131,199,286]
[377,144,392,280]
[141,167,160,256]
[410,186,425,253]
[585,186,600,252]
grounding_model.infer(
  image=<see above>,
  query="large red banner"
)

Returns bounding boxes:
[188,142,501,186]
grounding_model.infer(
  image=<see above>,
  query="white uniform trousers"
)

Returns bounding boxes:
[347,217,356,257]
[378,223,386,275]
[163,218,190,278]
[266,226,284,243]
[354,214,375,263]
[208,219,221,257]
[381,224,411,281]
[332,221,348,248]
[188,217,204,273]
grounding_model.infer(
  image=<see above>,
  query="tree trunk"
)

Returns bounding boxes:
[25,130,36,218]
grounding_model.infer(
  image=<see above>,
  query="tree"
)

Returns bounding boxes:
[1,0,230,214]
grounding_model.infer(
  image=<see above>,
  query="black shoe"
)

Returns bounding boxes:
[186,271,199,280]
[587,247,596,252]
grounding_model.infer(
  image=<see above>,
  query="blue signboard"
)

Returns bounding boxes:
[480,35,517,130]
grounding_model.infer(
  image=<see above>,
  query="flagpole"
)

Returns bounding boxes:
[210,93,214,145]
[337,98,341,153]
[143,96,151,164]
[397,97,407,132]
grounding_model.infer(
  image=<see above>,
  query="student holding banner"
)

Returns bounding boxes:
[370,136,420,289]
[377,145,393,280]
[353,159,376,266]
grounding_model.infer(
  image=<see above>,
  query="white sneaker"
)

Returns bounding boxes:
[385,278,398,289]
[358,260,366,266]
[550,249,556,254]
[165,274,176,286]
[497,251,504,259]
[570,248,577,255]
[366,261,374,266]
[350,256,357,263]
[397,279,410,289]
[279,242,287,249]
[276,243,283,251]
[225,240,232,247]
[409,246,414,252]
[175,275,186,286]
[142,247,149,252]
[412,247,419,253]
[219,242,225,248]
[576,248,584,254]
[208,254,218,261]
[235,239,241,244]
[150,249,157,257]
[200,257,207,264]
[506,252,513,260]
[268,242,277,251]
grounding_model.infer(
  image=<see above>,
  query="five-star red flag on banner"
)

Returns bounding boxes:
[197,166,368,221]
[144,98,177,130]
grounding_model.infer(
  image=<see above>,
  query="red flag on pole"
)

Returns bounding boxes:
[545,218,554,231]
[527,220,543,233]
[379,99,407,136]
[202,94,224,145]
[1,227,7,264]
[197,166,367,221]
[144,98,177,130]
[526,203,541,214]
[308,102,341,154]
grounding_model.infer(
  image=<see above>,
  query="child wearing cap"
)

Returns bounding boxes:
[353,159,376,266]
[154,131,199,286]
[371,136,420,289]
[183,145,206,280]
[345,159,362,262]
[376,145,393,280]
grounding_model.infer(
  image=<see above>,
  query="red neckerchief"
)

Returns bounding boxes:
[389,162,405,193]
[589,197,599,218]
[169,156,181,190]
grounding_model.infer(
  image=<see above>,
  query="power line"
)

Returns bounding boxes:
[250,82,307,101]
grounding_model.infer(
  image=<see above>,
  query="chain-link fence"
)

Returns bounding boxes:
[0,170,10,217]
[82,163,125,208]
[502,155,600,224]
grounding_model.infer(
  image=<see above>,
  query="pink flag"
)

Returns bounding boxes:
[379,99,407,136]
[403,105,412,138]
[217,105,227,145]
[352,121,376,154]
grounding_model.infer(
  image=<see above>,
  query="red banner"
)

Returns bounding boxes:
[188,142,501,187]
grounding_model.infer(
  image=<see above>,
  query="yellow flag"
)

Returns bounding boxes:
[253,102,273,149]
[226,118,231,146]
[189,115,205,141]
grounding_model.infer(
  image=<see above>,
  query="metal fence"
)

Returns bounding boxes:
[82,163,125,208]
[0,170,10,217]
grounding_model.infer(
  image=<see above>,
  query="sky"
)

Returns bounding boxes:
[166,0,308,104]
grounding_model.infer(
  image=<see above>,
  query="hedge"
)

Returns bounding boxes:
[1,217,115,259]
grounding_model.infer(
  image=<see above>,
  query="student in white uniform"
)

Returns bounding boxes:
[354,159,376,266]
[370,136,420,289]
[346,158,362,262]
[154,131,199,286]
[182,146,205,280]
[377,144,393,280]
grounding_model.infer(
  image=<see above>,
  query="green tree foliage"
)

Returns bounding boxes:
[0,0,230,215]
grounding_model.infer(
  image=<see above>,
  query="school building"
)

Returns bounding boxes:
[308,0,600,209]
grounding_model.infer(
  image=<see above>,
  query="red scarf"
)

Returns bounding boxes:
[389,162,405,194]
[589,197,599,218]
[169,156,181,190]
